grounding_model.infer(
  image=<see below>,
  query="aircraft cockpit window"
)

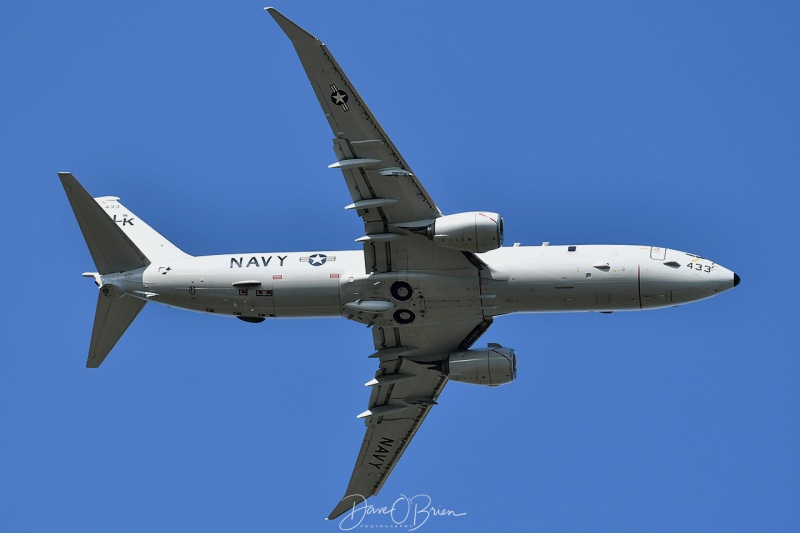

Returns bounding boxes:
[568,246,577,252]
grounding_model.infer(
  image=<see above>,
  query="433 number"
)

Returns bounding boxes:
[687,262,712,273]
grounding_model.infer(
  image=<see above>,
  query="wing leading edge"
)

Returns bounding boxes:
[266,7,438,222]
[267,7,474,274]
[328,356,448,520]
[327,318,491,520]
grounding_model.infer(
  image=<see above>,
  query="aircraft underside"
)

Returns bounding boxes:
[98,244,737,326]
[58,7,738,521]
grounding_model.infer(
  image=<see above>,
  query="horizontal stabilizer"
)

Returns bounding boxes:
[88,293,146,368]
[59,172,149,274]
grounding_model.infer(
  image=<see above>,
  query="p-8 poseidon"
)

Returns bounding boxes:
[60,8,739,520]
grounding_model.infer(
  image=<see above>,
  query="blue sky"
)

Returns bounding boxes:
[2,1,798,531]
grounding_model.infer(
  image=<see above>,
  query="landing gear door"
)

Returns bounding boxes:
[650,246,666,260]
[254,285,275,317]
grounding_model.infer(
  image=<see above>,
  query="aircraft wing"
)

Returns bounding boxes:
[267,9,493,519]
[268,8,473,273]
[327,317,492,520]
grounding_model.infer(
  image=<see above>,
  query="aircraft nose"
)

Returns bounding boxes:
[733,273,741,287]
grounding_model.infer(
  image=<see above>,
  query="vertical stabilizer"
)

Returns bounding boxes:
[91,196,190,264]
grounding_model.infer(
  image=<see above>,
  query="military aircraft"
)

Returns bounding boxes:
[59,7,739,520]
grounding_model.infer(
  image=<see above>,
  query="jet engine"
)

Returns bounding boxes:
[442,344,516,386]
[428,212,503,253]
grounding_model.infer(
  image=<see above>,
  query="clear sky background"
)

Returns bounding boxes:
[2,1,798,531]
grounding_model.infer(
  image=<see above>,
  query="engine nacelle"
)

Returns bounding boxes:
[443,345,516,386]
[429,212,503,253]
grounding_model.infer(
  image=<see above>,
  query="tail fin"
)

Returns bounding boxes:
[59,172,186,367]
[59,172,190,272]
